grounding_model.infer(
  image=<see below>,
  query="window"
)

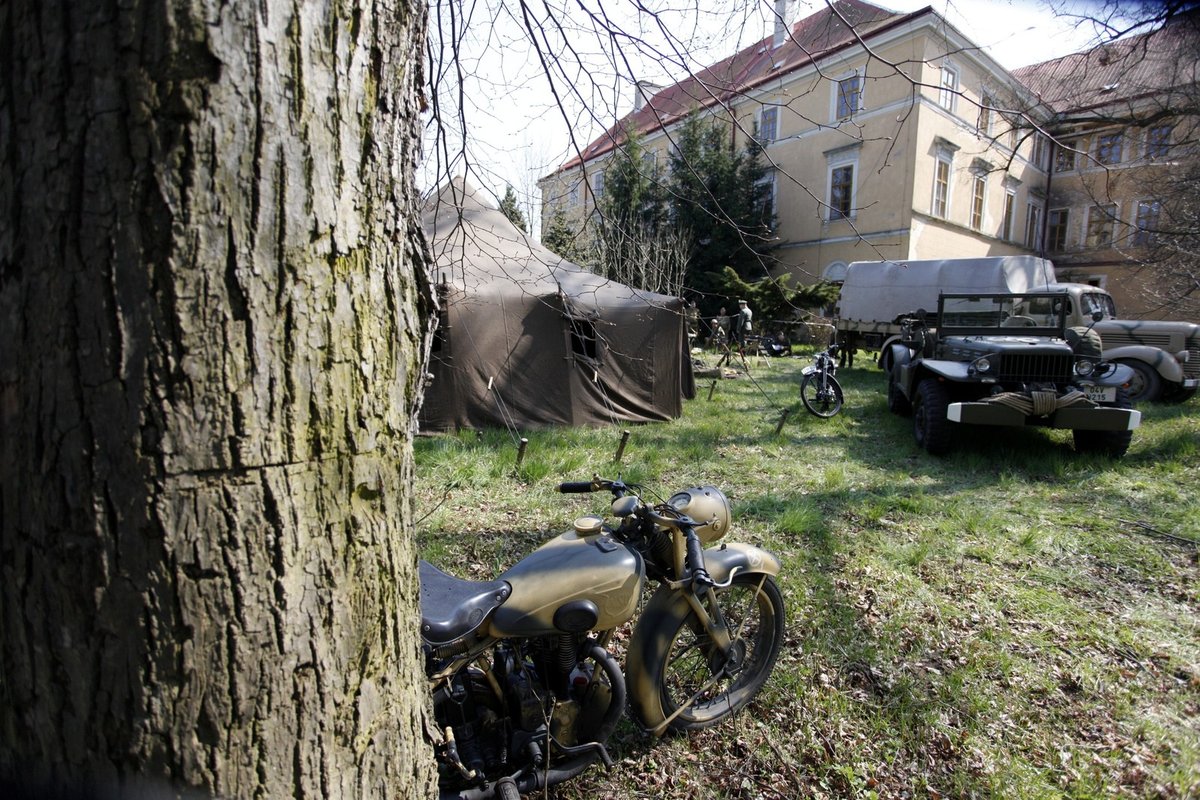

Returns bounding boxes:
[568,315,599,361]
[1025,203,1043,249]
[932,157,951,218]
[590,171,605,199]
[938,65,958,111]
[568,180,581,207]
[1096,132,1123,165]
[1086,203,1117,248]
[1133,200,1161,246]
[1054,141,1077,173]
[1048,208,1070,251]
[757,106,778,144]
[640,150,657,173]
[1001,191,1016,241]
[836,74,862,120]
[970,175,986,230]
[829,164,855,220]
[977,93,993,135]
[1031,134,1048,171]
[1146,125,1172,159]
[757,171,778,231]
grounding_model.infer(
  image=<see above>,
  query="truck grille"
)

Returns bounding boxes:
[1187,336,1200,380]
[997,353,1074,383]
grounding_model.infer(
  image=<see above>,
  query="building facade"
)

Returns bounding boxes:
[538,0,1197,319]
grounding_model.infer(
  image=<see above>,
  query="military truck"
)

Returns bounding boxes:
[887,292,1141,457]
[834,257,1199,403]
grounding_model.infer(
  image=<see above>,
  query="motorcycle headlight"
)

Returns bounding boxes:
[668,485,731,544]
[970,356,992,375]
[1075,358,1096,377]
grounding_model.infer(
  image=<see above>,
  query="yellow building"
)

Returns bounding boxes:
[538,0,1197,319]
[1015,14,1198,320]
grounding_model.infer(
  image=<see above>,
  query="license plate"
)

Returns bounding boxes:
[801,365,816,376]
[1084,385,1116,403]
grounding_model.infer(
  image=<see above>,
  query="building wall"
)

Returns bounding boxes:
[537,12,1059,294]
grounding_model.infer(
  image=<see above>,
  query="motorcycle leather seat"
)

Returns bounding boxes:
[419,560,511,644]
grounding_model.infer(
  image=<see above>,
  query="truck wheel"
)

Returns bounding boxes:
[913,379,952,455]
[887,374,911,416]
[1073,391,1134,457]
[1160,382,1197,404]
[1117,359,1161,403]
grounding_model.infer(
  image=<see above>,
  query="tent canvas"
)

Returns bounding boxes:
[420,179,693,431]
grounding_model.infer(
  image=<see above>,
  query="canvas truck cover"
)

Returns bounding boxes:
[838,256,1058,324]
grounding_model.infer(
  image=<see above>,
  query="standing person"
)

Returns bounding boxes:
[710,306,729,350]
[734,298,753,350]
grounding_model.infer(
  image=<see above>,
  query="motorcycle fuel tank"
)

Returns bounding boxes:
[489,528,644,638]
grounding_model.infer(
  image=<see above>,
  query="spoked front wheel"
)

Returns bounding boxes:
[631,574,785,733]
[800,372,844,417]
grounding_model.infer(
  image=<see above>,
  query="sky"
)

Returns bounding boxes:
[421,0,1109,232]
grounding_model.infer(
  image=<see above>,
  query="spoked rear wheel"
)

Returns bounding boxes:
[642,574,784,732]
[800,373,844,417]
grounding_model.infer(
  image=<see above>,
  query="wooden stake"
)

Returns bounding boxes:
[707,380,718,400]
[774,408,791,435]
[614,430,631,462]
[516,437,529,468]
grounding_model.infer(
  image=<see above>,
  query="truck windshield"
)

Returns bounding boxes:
[938,294,1066,332]
[1080,292,1117,319]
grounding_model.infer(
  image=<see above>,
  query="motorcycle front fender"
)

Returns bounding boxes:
[625,542,781,735]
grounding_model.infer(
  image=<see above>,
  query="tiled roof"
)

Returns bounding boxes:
[555,0,915,173]
[1013,14,1199,116]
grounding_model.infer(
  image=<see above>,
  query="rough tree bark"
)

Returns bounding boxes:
[0,0,436,797]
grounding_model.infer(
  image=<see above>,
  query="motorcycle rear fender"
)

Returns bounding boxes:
[625,542,780,736]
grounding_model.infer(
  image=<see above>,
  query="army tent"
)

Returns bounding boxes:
[420,179,693,431]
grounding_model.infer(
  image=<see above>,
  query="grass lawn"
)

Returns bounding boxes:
[413,348,1199,799]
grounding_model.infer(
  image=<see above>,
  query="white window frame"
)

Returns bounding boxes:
[827,162,856,221]
[1047,207,1070,251]
[1001,190,1017,241]
[977,92,993,136]
[938,64,959,111]
[1133,199,1161,246]
[754,170,779,232]
[1031,134,1048,171]
[590,170,605,201]
[932,156,952,219]
[969,175,986,230]
[757,105,779,144]
[1095,132,1123,165]
[1024,202,1044,250]
[1145,125,1172,159]
[834,72,863,121]
[1054,140,1078,173]
[1086,203,1118,248]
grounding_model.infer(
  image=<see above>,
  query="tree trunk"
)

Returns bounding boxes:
[0,0,436,797]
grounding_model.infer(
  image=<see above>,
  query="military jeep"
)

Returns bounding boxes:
[886,292,1142,457]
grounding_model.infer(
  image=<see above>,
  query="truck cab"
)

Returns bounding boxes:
[887,292,1141,457]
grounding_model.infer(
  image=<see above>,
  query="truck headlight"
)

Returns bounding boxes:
[970,356,992,375]
[1075,358,1096,377]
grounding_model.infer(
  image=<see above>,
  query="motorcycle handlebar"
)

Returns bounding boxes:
[558,481,596,494]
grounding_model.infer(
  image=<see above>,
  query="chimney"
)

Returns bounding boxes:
[773,0,790,49]
[634,80,660,112]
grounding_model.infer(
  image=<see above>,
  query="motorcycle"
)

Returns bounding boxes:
[800,343,844,418]
[420,476,785,799]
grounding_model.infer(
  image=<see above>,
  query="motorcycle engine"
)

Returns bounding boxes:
[433,635,620,791]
